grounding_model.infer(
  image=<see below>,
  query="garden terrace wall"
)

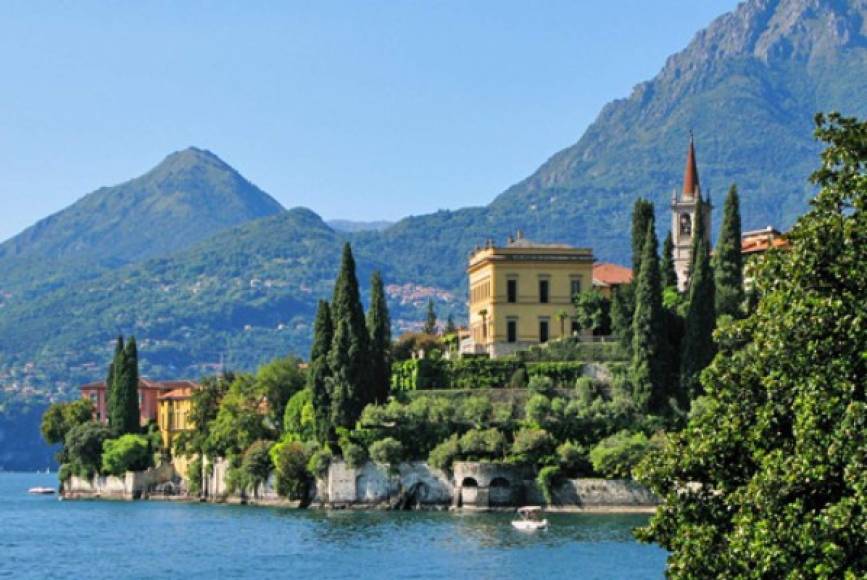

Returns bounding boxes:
[391,359,586,391]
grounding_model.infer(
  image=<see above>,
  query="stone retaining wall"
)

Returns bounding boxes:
[65,459,659,511]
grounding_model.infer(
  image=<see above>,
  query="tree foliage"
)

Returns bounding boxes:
[572,291,611,335]
[660,230,678,289]
[366,271,392,405]
[636,113,867,579]
[713,185,744,318]
[308,300,334,444]
[680,196,716,401]
[101,434,152,476]
[423,298,438,335]
[107,336,141,435]
[41,399,93,446]
[64,421,112,477]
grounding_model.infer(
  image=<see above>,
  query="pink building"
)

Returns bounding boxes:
[81,379,199,426]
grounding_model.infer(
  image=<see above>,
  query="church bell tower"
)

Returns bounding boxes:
[670,134,712,291]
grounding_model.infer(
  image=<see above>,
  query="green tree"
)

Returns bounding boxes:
[205,374,272,459]
[636,113,867,578]
[283,388,316,441]
[423,298,437,335]
[589,430,651,479]
[660,230,678,289]
[108,336,140,435]
[41,399,94,446]
[308,300,333,444]
[630,225,668,413]
[631,198,655,277]
[610,284,635,349]
[64,421,112,477]
[572,291,611,335]
[254,356,306,432]
[328,243,371,432]
[101,434,152,476]
[679,201,716,401]
[270,440,313,501]
[713,185,744,318]
[366,271,392,405]
[369,437,404,466]
[444,314,457,335]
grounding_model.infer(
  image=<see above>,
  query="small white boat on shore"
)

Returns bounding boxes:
[28,487,56,495]
[511,506,548,531]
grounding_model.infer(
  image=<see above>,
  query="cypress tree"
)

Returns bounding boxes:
[366,271,391,405]
[423,298,437,335]
[327,243,370,430]
[685,195,707,288]
[630,224,667,412]
[309,300,334,445]
[109,335,140,434]
[660,230,678,289]
[680,227,716,401]
[631,198,655,277]
[105,335,124,422]
[611,284,634,352]
[713,185,744,318]
[444,314,457,335]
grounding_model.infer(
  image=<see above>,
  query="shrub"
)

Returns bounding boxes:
[457,396,493,427]
[536,465,561,505]
[307,446,333,477]
[369,437,404,466]
[240,440,274,490]
[341,441,367,468]
[527,362,585,387]
[458,428,506,460]
[524,394,552,428]
[527,375,554,394]
[101,434,152,476]
[428,435,461,471]
[271,440,312,500]
[589,430,651,478]
[283,388,315,440]
[509,428,555,466]
[508,367,528,389]
[64,421,112,477]
[557,441,590,475]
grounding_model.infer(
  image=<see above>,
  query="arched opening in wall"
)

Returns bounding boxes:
[489,477,513,506]
[460,477,479,506]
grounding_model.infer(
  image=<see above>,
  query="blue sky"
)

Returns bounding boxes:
[0,0,738,242]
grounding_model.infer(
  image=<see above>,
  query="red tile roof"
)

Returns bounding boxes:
[159,387,195,401]
[80,379,199,392]
[593,262,634,287]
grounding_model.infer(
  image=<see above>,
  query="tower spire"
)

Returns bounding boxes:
[683,131,700,198]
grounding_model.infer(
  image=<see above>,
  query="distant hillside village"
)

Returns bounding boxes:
[47,135,790,510]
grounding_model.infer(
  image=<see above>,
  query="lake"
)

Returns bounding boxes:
[0,472,667,579]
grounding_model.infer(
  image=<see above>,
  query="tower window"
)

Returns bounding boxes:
[507,279,517,303]
[680,213,692,236]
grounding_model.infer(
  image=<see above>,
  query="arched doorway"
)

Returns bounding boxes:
[489,476,512,506]
[460,477,479,506]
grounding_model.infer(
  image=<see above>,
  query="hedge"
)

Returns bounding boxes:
[392,359,585,391]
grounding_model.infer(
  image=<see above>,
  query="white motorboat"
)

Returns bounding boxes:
[27,487,56,495]
[511,506,548,531]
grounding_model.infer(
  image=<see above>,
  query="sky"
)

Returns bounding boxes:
[0,0,739,243]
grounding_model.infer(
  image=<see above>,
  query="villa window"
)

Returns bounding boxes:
[507,320,517,343]
[507,279,517,303]
[539,279,549,304]
[539,320,549,343]
[571,320,580,336]
[570,278,582,298]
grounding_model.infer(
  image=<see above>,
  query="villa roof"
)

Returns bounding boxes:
[592,262,633,287]
[81,379,200,392]
[159,387,195,401]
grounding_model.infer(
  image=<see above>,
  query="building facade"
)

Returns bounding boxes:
[670,135,712,291]
[157,386,195,449]
[461,232,594,357]
[81,379,198,429]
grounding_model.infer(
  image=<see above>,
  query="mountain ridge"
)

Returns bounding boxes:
[2,0,867,416]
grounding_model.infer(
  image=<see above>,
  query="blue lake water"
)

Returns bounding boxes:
[0,472,667,579]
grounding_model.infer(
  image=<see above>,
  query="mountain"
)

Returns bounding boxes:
[327,219,395,233]
[0,147,284,300]
[2,0,867,468]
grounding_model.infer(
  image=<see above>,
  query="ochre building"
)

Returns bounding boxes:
[461,232,594,357]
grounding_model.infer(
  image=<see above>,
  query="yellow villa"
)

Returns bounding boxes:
[157,385,196,450]
[461,231,594,357]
